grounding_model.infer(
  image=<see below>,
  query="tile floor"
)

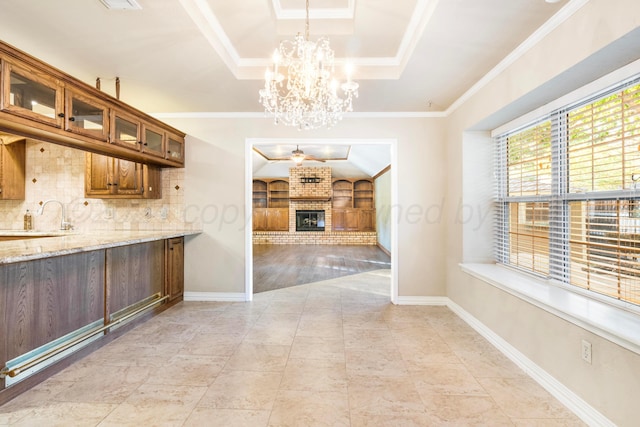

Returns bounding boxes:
[0,270,585,426]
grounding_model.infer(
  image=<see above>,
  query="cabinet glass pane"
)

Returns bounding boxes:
[70,97,104,136]
[9,71,56,118]
[115,116,138,146]
[144,129,163,153]
[167,137,183,161]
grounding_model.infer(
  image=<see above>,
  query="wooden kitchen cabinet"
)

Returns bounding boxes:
[106,240,165,319]
[166,237,184,302]
[0,137,25,200]
[64,88,109,141]
[0,40,186,168]
[331,179,376,232]
[85,153,161,199]
[358,209,376,232]
[1,58,64,128]
[332,208,360,231]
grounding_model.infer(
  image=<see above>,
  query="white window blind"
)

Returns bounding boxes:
[495,78,640,306]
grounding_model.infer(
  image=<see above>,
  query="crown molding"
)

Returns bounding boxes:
[445,0,590,116]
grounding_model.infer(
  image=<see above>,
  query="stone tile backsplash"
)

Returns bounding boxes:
[0,140,197,232]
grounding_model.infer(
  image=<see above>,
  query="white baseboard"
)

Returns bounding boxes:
[395,296,449,305]
[446,299,615,427]
[183,292,247,302]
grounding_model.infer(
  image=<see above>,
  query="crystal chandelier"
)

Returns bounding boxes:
[259,0,359,130]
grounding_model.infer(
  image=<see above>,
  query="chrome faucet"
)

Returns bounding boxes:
[36,199,72,230]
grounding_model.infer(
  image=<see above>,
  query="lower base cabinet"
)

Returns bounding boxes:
[0,236,185,403]
[253,208,289,231]
[332,208,376,231]
[166,237,184,301]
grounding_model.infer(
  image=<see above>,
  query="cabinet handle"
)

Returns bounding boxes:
[57,113,65,118]
[107,183,112,186]
[138,141,143,145]
[169,246,174,251]
[69,116,76,122]
[143,142,148,146]
[112,183,118,186]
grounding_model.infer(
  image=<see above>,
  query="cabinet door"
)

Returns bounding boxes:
[358,209,376,232]
[1,59,63,128]
[85,153,113,197]
[141,123,165,158]
[143,165,162,199]
[344,209,360,231]
[166,237,184,302]
[111,110,140,151]
[0,139,26,200]
[332,209,346,231]
[65,89,109,141]
[267,208,289,231]
[253,208,269,231]
[166,133,185,165]
[113,158,143,196]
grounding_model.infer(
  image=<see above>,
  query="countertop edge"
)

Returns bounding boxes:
[0,230,202,264]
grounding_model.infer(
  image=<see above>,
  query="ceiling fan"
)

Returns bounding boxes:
[289,145,326,166]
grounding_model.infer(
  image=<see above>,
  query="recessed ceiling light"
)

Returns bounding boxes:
[545,0,562,3]
[99,0,142,10]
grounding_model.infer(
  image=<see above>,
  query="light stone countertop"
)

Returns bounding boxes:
[0,229,201,264]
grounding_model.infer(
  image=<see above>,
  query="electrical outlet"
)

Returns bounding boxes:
[104,207,114,219]
[581,339,592,364]
[144,207,152,218]
[160,206,168,220]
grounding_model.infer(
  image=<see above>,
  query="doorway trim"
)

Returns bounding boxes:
[244,138,399,303]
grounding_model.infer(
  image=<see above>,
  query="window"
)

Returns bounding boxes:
[496,80,640,306]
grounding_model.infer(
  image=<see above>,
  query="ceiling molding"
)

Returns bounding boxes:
[150,111,445,119]
[271,0,355,20]
[178,0,435,80]
[445,0,590,117]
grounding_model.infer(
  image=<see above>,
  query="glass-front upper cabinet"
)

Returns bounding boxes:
[166,133,185,165]
[1,59,63,128]
[65,89,109,141]
[110,110,140,150]
[141,123,165,158]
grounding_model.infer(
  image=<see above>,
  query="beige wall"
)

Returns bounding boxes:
[161,117,446,297]
[445,1,640,425]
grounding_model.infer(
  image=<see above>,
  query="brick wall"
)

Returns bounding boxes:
[253,231,377,245]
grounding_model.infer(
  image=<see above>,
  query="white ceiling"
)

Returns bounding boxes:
[0,0,572,175]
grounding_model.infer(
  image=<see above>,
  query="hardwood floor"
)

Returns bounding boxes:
[253,244,391,293]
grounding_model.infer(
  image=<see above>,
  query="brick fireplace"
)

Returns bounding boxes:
[253,166,377,245]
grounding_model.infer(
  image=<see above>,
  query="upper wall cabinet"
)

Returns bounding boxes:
[0,137,26,200]
[0,41,185,167]
[1,60,64,128]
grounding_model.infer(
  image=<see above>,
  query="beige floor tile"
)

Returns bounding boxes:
[52,365,152,404]
[479,377,579,419]
[123,383,206,408]
[179,332,243,357]
[268,389,350,427]
[348,375,427,416]
[280,358,348,392]
[224,343,290,372]
[183,407,271,427]
[512,418,587,426]
[455,348,528,379]
[346,348,408,377]
[97,402,191,427]
[343,328,395,350]
[8,402,116,427]
[412,363,488,396]
[288,336,345,360]
[144,354,227,387]
[350,412,437,427]
[198,370,282,410]
[421,394,514,426]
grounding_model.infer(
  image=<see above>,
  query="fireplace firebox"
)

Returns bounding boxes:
[296,210,325,232]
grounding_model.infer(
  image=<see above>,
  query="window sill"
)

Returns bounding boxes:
[459,263,640,355]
